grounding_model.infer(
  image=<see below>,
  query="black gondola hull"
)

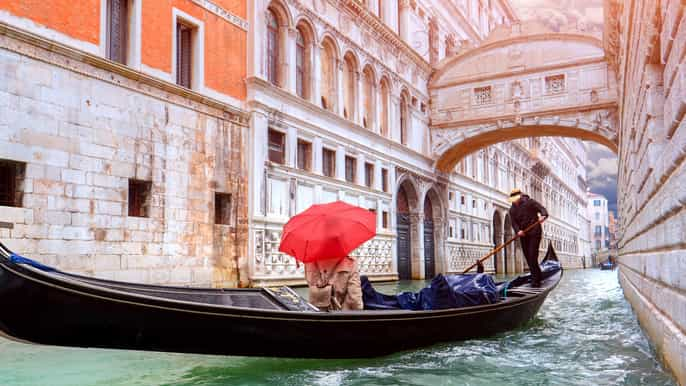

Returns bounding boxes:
[0,250,560,358]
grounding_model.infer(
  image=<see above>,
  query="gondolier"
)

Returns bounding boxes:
[508,188,548,287]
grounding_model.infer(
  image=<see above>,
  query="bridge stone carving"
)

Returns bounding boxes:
[429,23,619,172]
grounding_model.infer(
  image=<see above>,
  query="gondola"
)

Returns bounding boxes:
[0,241,562,358]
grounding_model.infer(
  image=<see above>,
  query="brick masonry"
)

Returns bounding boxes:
[0,28,249,288]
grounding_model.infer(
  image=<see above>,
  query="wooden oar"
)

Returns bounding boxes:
[462,217,547,274]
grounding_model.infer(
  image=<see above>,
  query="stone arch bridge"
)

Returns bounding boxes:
[428,26,619,172]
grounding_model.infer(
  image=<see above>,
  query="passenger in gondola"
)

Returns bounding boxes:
[305,256,363,311]
[508,188,549,287]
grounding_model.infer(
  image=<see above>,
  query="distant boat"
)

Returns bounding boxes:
[0,242,562,358]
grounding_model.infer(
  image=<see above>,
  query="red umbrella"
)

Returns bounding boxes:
[278,201,376,263]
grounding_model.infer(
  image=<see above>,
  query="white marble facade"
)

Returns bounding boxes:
[246,0,589,285]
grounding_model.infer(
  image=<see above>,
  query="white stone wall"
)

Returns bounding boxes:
[0,33,249,287]
[606,0,686,382]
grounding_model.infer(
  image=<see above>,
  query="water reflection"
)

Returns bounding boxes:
[0,270,675,386]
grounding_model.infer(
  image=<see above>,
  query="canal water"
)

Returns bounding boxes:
[0,269,676,385]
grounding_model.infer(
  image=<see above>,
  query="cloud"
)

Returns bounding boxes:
[589,157,618,179]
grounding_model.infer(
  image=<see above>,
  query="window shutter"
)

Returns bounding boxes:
[176,23,192,88]
[108,0,128,64]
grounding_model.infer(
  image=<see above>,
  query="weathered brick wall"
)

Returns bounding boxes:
[0,27,249,287]
[611,0,686,382]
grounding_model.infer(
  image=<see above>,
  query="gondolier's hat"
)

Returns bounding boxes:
[508,188,522,203]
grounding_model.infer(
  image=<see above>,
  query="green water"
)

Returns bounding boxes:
[0,269,676,385]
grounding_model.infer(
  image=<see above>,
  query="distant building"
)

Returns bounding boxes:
[587,192,609,259]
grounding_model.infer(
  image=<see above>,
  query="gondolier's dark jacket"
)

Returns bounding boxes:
[508,195,548,237]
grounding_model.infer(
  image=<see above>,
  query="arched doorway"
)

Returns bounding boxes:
[396,185,412,280]
[492,211,503,274]
[423,195,435,278]
[504,213,514,274]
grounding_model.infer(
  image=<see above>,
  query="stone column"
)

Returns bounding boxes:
[356,70,364,125]
[286,126,297,168]
[387,0,399,32]
[286,27,297,94]
[335,145,345,181]
[336,59,345,116]
[398,0,411,44]
[411,212,425,279]
[390,95,400,142]
[374,159,383,191]
[277,26,293,90]
[312,43,322,106]
[356,153,366,186]
[313,136,323,175]
[369,0,379,16]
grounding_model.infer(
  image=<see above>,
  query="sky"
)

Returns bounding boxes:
[509,0,618,214]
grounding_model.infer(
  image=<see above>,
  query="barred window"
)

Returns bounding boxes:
[474,86,492,105]
[545,74,565,94]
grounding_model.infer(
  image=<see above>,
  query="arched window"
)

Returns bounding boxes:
[295,24,313,100]
[362,66,375,129]
[400,90,409,145]
[343,53,357,120]
[320,39,336,110]
[295,29,306,98]
[379,78,390,137]
[266,9,280,86]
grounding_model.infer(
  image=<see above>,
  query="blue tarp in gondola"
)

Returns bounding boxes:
[362,273,500,311]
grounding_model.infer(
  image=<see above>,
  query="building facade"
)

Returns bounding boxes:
[0,0,590,289]
[605,0,686,381]
[587,192,609,253]
[0,0,251,287]
[246,0,590,286]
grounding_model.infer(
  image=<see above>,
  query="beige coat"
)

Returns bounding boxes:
[304,256,363,311]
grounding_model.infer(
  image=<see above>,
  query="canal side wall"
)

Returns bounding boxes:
[0,25,250,287]
[606,0,686,382]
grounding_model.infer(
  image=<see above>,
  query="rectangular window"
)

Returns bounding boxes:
[345,156,356,183]
[0,160,25,207]
[460,195,465,205]
[593,200,601,206]
[474,86,492,105]
[107,0,129,64]
[595,213,600,220]
[460,228,465,239]
[128,179,152,217]
[322,148,336,177]
[381,168,389,192]
[449,192,454,202]
[472,199,476,208]
[267,129,285,164]
[594,225,602,235]
[364,162,374,188]
[382,211,389,229]
[214,192,232,225]
[545,74,565,94]
[449,225,454,238]
[176,22,193,88]
[297,140,312,171]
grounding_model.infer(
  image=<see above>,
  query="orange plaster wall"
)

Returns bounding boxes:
[141,0,246,101]
[1,0,100,44]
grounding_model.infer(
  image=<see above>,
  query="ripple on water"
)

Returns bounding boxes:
[0,270,677,386]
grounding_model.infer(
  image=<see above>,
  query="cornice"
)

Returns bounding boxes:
[432,57,608,90]
[431,101,618,129]
[0,21,249,126]
[432,33,606,85]
[343,0,432,74]
[246,77,435,171]
[287,0,429,98]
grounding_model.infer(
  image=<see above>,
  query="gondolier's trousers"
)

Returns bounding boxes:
[519,233,542,286]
